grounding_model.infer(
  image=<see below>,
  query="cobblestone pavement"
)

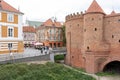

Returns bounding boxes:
[0,48,49,62]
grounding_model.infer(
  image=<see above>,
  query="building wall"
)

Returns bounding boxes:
[65,12,120,73]
[37,26,63,47]
[66,16,84,68]
[23,32,36,46]
[104,16,120,51]
[0,11,23,54]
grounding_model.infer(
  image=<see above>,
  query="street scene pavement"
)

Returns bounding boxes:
[0,48,49,62]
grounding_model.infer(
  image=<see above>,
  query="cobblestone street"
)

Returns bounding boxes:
[0,48,49,62]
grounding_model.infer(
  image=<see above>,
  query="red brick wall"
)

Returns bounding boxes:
[65,12,120,73]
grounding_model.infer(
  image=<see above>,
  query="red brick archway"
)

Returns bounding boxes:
[100,58,120,72]
[103,61,120,73]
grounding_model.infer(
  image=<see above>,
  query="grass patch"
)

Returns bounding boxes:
[96,71,119,76]
[0,62,95,80]
[54,54,65,63]
[74,67,86,72]
[54,54,65,60]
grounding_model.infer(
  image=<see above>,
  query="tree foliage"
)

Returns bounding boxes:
[62,25,66,46]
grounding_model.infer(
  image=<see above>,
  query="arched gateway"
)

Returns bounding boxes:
[103,61,120,73]
[100,59,120,73]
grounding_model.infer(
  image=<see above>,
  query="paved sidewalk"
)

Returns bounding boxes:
[0,48,49,62]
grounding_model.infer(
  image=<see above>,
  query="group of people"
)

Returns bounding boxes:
[38,46,52,54]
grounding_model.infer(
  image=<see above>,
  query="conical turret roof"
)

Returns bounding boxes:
[86,0,104,14]
[111,10,116,15]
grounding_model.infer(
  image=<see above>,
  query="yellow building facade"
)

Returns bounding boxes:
[0,0,24,54]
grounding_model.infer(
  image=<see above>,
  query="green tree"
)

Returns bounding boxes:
[62,25,66,46]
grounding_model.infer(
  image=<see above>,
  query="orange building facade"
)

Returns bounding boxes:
[0,0,24,54]
[65,0,120,73]
[36,19,63,48]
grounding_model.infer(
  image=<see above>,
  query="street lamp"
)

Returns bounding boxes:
[8,43,14,63]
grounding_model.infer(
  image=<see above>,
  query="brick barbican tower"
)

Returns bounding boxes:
[65,0,120,73]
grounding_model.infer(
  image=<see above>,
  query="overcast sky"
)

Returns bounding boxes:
[4,0,120,22]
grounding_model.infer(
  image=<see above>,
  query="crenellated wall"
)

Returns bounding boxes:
[66,12,84,21]
[65,11,85,68]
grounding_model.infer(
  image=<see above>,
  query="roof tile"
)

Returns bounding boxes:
[86,0,104,13]
[43,18,62,27]
[23,26,36,33]
[0,0,22,13]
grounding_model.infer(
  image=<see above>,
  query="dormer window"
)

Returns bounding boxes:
[7,13,14,22]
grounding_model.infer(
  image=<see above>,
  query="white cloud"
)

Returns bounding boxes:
[4,0,120,22]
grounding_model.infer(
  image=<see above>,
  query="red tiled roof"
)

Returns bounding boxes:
[86,0,104,14]
[106,11,120,17]
[43,19,53,27]
[23,26,36,33]
[111,10,116,15]
[43,18,62,27]
[0,0,22,14]
[54,22,62,27]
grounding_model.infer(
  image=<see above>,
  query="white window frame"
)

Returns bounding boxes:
[8,27,14,37]
[7,13,14,22]
[8,43,12,50]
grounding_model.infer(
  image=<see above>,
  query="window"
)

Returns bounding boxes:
[7,14,14,22]
[108,21,110,23]
[112,35,114,38]
[119,40,120,43]
[92,18,94,20]
[87,46,89,50]
[58,35,61,40]
[95,28,97,31]
[118,19,120,22]
[84,29,86,32]
[72,56,74,58]
[8,27,14,37]
[8,43,12,50]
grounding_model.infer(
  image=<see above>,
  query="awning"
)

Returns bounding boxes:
[34,42,43,46]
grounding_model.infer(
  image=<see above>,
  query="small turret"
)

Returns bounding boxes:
[84,0,109,51]
[86,0,105,14]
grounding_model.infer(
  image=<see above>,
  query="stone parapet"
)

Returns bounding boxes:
[66,12,84,21]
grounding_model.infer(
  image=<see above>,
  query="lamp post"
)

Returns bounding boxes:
[8,45,14,63]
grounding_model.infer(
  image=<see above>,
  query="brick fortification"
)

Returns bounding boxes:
[65,0,120,73]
